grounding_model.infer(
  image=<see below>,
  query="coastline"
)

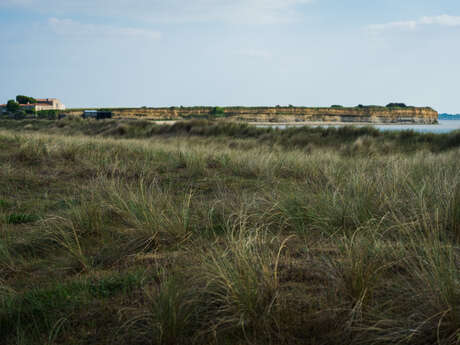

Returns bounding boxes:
[248,121,439,126]
[147,120,439,126]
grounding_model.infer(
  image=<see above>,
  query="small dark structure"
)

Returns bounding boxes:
[82,110,113,120]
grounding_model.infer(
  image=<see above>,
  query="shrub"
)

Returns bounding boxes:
[386,103,407,108]
[14,110,26,120]
[37,110,59,120]
[6,100,19,112]
[210,106,225,117]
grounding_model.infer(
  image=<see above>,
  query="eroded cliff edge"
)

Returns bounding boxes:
[67,106,439,124]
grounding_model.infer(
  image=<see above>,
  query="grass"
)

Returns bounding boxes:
[1,117,459,153]
[5,213,38,224]
[0,120,459,344]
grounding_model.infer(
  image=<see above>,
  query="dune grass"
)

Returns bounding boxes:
[0,122,460,344]
[2,117,460,154]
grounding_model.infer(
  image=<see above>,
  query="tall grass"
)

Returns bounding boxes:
[3,118,460,153]
[196,224,291,343]
[0,128,460,344]
[121,269,197,345]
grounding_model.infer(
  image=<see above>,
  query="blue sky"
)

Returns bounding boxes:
[1,0,459,112]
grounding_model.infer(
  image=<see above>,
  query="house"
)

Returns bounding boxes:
[0,98,66,113]
[31,98,66,111]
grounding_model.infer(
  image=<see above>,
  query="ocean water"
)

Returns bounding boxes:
[257,120,460,134]
[375,120,460,133]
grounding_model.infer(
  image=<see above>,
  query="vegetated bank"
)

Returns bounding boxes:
[64,104,439,124]
[1,117,459,154]
[0,119,460,345]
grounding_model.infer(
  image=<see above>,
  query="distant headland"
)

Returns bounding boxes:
[65,103,438,124]
[1,96,438,124]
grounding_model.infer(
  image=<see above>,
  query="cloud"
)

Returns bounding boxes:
[1,0,314,24]
[47,17,161,40]
[419,14,460,27]
[368,20,418,32]
[368,14,460,33]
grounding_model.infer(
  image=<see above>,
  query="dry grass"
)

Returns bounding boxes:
[0,127,460,345]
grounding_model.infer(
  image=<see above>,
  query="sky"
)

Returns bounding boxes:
[0,0,459,112]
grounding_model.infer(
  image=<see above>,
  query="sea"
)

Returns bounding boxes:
[258,117,460,134]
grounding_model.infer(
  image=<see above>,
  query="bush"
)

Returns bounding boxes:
[14,110,26,120]
[386,103,407,108]
[331,105,343,108]
[37,110,59,120]
[211,106,225,117]
[6,100,19,112]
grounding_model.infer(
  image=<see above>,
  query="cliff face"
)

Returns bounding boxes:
[66,107,438,124]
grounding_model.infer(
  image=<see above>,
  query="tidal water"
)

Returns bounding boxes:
[257,120,460,134]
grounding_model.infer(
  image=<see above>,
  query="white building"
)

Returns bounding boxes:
[0,98,66,112]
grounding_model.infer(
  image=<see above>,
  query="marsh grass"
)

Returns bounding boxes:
[0,126,460,344]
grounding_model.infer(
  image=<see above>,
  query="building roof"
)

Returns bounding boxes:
[36,100,53,105]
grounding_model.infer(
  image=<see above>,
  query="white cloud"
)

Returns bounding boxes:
[419,14,460,27]
[368,14,460,33]
[1,0,314,24]
[47,17,161,40]
[368,20,417,32]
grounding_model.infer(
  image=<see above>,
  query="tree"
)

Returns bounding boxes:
[386,103,407,108]
[211,106,225,117]
[6,100,19,112]
[16,95,36,104]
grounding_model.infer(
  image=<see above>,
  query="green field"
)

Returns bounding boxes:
[1,119,459,344]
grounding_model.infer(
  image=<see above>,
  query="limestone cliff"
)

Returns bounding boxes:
[66,106,438,124]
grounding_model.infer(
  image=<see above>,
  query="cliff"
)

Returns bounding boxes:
[65,106,439,124]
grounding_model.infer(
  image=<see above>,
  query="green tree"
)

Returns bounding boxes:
[211,106,225,117]
[386,103,407,108]
[16,95,36,104]
[6,100,20,112]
